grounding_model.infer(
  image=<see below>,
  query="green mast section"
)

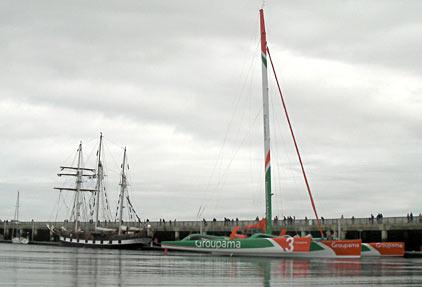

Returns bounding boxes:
[260,9,272,235]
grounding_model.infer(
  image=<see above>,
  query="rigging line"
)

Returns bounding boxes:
[126,195,140,222]
[61,143,79,169]
[84,140,98,169]
[267,46,324,238]
[213,65,260,195]
[269,87,285,217]
[215,109,262,197]
[270,82,299,218]
[81,194,87,221]
[53,191,62,222]
[103,140,122,177]
[199,38,261,218]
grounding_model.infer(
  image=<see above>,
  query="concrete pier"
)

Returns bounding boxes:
[1,215,421,250]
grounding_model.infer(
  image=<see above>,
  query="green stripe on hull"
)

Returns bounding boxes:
[162,238,274,249]
[310,241,325,251]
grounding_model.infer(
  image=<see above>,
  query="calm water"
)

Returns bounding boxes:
[1,243,422,286]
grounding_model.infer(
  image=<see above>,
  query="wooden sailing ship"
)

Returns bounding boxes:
[48,133,151,249]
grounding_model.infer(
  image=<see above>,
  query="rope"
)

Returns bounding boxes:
[267,46,324,238]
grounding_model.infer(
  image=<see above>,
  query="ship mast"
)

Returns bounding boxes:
[118,147,127,235]
[54,141,97,234]
[14,190,20,223]
[94,133,104,229]
[260,9,273,234]
[74,142,83,233]
[13,190,20,238]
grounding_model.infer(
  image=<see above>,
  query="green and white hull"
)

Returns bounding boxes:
[162,9,363,260]
[161,234,362,258]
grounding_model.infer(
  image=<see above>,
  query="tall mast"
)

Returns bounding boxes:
[15,190,20,222]
[118,147,127,235]
[94,133,103,229]
[74,141,83,233]
[54,141,97,233]
[260,9,273,234]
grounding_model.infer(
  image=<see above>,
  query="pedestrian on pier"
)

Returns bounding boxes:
[376,213,383,223]
[407,213,414,222]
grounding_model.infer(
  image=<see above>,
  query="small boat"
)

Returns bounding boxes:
[11,190,30,245]
[162,9,361,258]
[361,242,405,257]
[48,133,151,249]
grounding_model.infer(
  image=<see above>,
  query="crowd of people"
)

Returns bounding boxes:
[369,213,384,224]
[406,212,422,223]
[150,213,422,226]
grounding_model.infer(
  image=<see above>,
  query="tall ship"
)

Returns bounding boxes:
[11,190,29,244]
[161,9,362,258]
[48,133,151,249]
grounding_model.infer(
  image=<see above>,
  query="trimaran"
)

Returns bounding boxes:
[161,9,363,258]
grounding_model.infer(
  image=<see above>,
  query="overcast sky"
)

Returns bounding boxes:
[1,1,421,222]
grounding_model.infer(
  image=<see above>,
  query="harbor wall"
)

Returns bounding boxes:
[1,216,421,250]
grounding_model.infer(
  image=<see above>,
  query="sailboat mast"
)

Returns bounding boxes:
[260,9,273,235]
[118,147,127,235]
[94,133,103,229]
[15,190,20,222]
[74,141,83,233]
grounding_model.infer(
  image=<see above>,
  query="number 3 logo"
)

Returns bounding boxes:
[285,237,294,252]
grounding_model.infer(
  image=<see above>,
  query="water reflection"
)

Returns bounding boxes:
[1,244,422,286]
[233,257,363,286]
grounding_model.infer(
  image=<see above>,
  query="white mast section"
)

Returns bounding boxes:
[94,133,103,229]
[15,190,20,222]
[74,141,83,234]
[259,9,273,234]
[118,147,127,235]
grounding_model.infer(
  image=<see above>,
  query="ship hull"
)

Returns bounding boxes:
[161,238,361,259]
[59,236,151,249]
[12,237,29,244]
[361,242,405,257]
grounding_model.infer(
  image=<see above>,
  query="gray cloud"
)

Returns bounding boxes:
[0,1,421,221]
